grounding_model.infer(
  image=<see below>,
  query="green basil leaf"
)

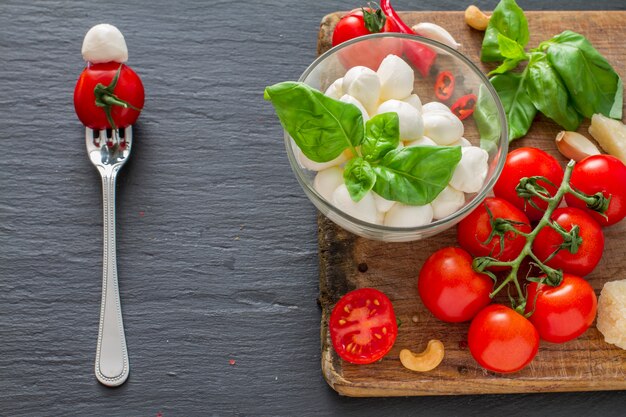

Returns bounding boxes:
[264,81,364,162]
[491,71,537,141]
[481,0,529,62]
[526,52,583,131]
[361,112,400,162]
[474,84,502,152]
[343,157,376,202]
[489,58,523,76]
[372,146,462,205]
[542,30,623,119]
[498,33,527,61]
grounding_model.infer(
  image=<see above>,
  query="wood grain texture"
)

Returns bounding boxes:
[318,11,626,397]
[1,0,625,415]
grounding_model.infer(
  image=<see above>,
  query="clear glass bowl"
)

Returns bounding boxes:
[284,33,508,242]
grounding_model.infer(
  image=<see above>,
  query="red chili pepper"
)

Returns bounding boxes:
[435,71,455,101]
[451,94,478,120]
[380,0,437,77]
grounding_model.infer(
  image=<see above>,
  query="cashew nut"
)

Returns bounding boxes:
[465,5,491,31]
[399,340,445,372]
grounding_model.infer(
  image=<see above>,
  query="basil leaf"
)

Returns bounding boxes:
[542,30,623,119]
[372,146,462,205]
[361,112,400,162]
[491,71,537,141]
[264,81,364,162]
[474,84,502,152]
[481,0,529,62]
[526,52,583,131]
[498,33,527,61]
[343,157,376,202]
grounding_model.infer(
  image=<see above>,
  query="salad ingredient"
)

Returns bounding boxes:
[468,304,539,373]
[450,94,477,120]
[451,137,472,147]
[373,193,396,213]
[361,113,400,162]
[324,78,344,100]
[449,146,488,193]
[434,71,455,101]
[399,340,445,372]
[332,184,379,224]
[296,147,350,171]
[431,186,465,220]
[377,54,414,101]
[596,280,626,350]
[376,100,423,140]
[314,167,344,201]
[589,114,626,164]
[422,111,464,145]
[481,0,529,63]
[402,94,423,111]
[74,62,144,130]
[406,136,436,147]
[342,66,381,115]
[329,288,398,364]
[565,155,626,226]
[81,23,128,64]
[489,71,536,142]
[525,274,597,343]
[418,247,492,322]
[411,23,461,50]
[493,147,564,221]
[422,101,451,114]
[555,130,601,162]
[383,203,433,227]
[464,5,491,31]
[344,157,377,202]
[339,94,370,122]
[532,207,604,277]
[457,197,531,266]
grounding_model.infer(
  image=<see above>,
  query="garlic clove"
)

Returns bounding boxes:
[556,131,601,162]
[342,66,381,115]
[324,78,344,100]
[412,22,461,50]
[377,99,424,140]
[588,114,626,163]
[377,54,414,101]
[422,101,451,114]
[423,111,464,145]
[81,24,128,64]
[314,167,344,202]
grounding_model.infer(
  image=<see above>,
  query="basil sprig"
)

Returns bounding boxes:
[264,82,461,204]
[476,0,623,143]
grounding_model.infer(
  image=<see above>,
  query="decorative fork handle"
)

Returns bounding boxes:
[94,165,129,387]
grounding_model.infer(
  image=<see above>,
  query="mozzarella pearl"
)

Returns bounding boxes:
[342,66,381,115]
[423,111,464,145]
[81,24,128,64]
[403,94,423,113]
[405,136,436,146]
[324,78,343,99]
[377,100,423,140]
[295,146,349,171]
[314,167,344,202]
[431,186,466,219]
[449,137,472,147]
[422,101,451,114]
[377,54,414,101]
[449,146,489,193]
[373,192,396,213]
[384,203,433,227]
[339,94,370,122]
[332,185,379,224]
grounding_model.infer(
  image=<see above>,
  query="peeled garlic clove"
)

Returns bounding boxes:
[342,66,381,115]
[384,203,433,227]
[373,192,396,213]
[339,94,370,122]
[324,78,344,99]
[449,146,489,193]
[377,54,414,101]
[422,101,451,114]
[314,167,344,202]
[405,136,436,146]
[403,94,423,113]
[296,145,349,171]
[431,186,465,219]
[588,114,626,163]
[82,24,128,64]
[332,185,379,224]
[412,22,461,50]
[377,99,423,140]
[556,131,601,162]
[423,111,464,145]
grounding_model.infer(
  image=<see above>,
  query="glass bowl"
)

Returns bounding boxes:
[284,33,508,242]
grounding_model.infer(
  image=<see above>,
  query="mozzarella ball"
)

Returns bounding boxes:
[431,186,466,219]
[423,111,464,145]
[314,167,344,202]
[373,192,396,213]
[405,136,436,146]
[384,203,433,227]
[81,24,128,64]
[449,137,472,147]
[324,78,344,99]
[449,146,489,193]
[377,54,414,101]
[377,100,423,140]
[403,94,423,112]
[295,146,349,171]
[332,185,379,224]
[339,94,370,122]
[422,101,451,114]
[342,66,381,115]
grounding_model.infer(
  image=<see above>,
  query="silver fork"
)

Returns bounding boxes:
[85,126,132,387]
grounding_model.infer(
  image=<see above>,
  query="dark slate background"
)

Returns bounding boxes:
[1,0,625,415]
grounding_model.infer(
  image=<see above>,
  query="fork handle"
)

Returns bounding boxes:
[95,166,129,387]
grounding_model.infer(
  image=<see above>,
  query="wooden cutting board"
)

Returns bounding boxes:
[317,11,626,397]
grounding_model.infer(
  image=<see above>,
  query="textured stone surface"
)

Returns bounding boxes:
[0,0,624,415]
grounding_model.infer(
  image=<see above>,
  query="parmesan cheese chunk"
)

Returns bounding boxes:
[597,280,626,350]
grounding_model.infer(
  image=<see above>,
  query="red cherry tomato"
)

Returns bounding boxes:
[532,207,604,276]
[74,62,144,130]
[418,247,493,322]
[494,147,564,221]
[332,9,403,70]
[329,288,398,364]
[565,155,626,227]
[451,94,477,120]
[457,197,531,269]
[525,274,597,343]
[468,304,539,373]
[434,71,455,101]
